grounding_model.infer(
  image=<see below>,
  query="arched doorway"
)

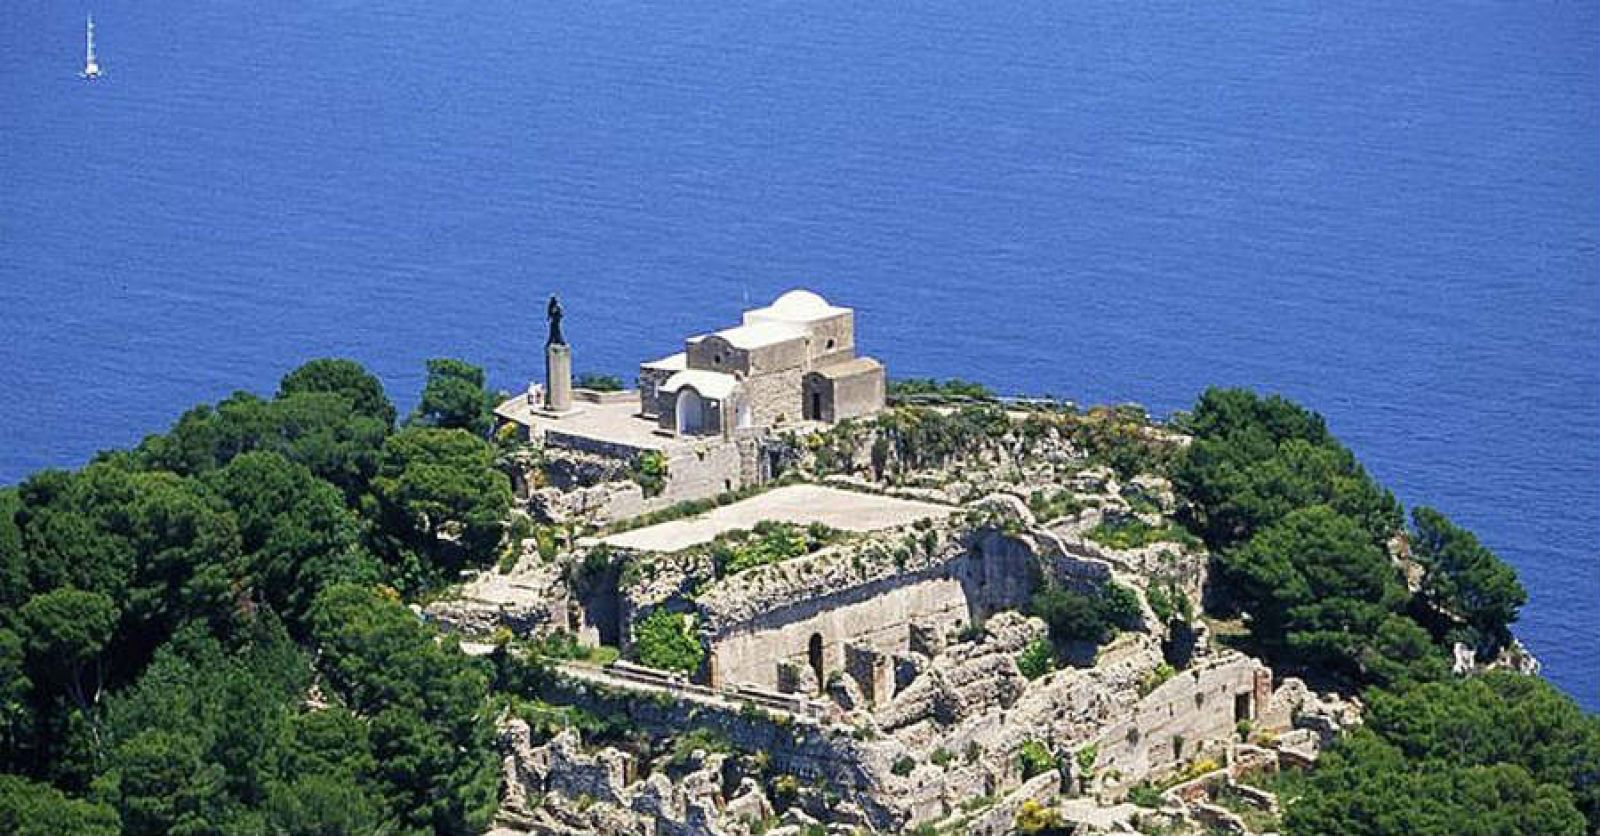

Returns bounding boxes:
[807,632,825,689]
[676,387,706,435]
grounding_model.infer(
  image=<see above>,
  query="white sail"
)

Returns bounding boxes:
[83,14,101,79]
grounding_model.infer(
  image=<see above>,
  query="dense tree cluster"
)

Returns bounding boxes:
[1174,388,1524,686]
[0,358,508,834]
[1174,389,1591,835]
[1286,674,1600,835]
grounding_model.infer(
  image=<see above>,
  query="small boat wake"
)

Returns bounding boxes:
[81,14,101,80]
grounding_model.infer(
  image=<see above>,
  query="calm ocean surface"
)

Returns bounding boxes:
[2,2,1595,708]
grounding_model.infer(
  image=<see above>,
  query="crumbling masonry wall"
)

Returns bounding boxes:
[704,529,1044,692]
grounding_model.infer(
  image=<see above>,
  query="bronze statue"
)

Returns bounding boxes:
[546,295,565,346]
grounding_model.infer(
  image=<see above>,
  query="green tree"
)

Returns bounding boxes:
[0,773,119,836]
[0,628,32,767]
[1362,674,1600,829]
[19,588,117,715]
[265,772,384,836]
[1286,728,1586,836]
[204,451,377,630]
[278,358,397,429]
[99,727,231,836]
[1220,505,1407,677]
[413,358,494,436]
[309,584,500,834]
[373,427,512,585]
[1174,388,1400,549]
[0,489,27,615]
[1409,507,1526,655]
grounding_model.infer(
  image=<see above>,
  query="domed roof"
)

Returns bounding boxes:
[768,289,833,317]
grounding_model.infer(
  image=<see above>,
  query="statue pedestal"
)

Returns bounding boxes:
[544,343,574,414]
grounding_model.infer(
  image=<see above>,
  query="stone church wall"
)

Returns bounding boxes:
[743,367,805,428]
[830,363,886,422]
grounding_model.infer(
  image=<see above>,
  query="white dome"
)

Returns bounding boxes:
[768,289,833,318]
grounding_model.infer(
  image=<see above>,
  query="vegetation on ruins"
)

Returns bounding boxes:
[708,520,841,577]
[1143,579,1192,625]
[630,450,668,497]
[632,609,704,675]
[1029,581,1142,654]
[0,358,506,835]
[1085,515,1200,550]
[811,399,1175,484]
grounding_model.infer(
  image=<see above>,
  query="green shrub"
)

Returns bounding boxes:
[574,373,625,392]
[1087,517,1200,550]
[931,747,954,767]
[1019,740,1054,780]
[1017,638,1054,680]
[1075,744,1099,776]
[891,755,916,777]
[887,377,995,404]
[632,451,668,497]
[633,609,704,675]
[1138,662,1177,697]
[1128,782,1164,808]
[669,727,732,765]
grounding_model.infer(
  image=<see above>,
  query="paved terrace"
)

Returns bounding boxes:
[602,483,955,553]
[496,393,677,453]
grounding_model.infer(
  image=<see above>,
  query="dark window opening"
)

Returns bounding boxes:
[1234,693,1252,722]
[808,633,825,689]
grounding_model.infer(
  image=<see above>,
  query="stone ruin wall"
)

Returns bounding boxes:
[530,436,759,526]
[1090,653,1274,790]
[710,570,971,691]
[536,672,902,830]
[706,528,1044,693]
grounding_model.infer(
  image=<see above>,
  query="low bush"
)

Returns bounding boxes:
[1087,517,1200,550]
[1018,740,1054,780]
[633,609,704,675]
[631,451,668,497]
[574,373,625,392]
[1017,638,1054,680]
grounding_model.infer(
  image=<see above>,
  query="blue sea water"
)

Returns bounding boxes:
[2,2,1595,709]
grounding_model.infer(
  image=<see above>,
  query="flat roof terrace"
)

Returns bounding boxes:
[601,483,955,553]
[496,391,676,453]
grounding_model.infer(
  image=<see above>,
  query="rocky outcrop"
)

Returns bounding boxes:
[425,557,573,638]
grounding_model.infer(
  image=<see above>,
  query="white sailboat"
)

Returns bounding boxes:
[81,14,101,79]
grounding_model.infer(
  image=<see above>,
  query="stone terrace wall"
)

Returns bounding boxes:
[539,672,903,830]
[700,526,1047,692]
[1090,651,1271,789]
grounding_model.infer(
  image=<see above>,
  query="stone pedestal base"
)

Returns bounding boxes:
[545,343,573,413]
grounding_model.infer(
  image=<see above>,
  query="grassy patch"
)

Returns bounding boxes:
[1086,517,1200,550]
